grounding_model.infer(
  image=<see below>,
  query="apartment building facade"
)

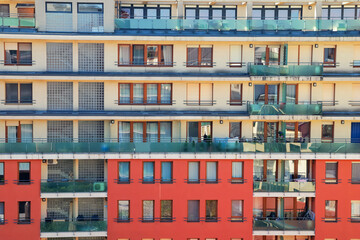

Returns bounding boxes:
[0,0,359,240]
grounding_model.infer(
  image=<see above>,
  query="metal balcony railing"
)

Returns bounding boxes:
[253,180,315,192]
[40,219,107,232]
[0,13,35,28]
[253,217,315,231]
[40,179,107,193]
[248,62,324,76]
[247,101,323,115]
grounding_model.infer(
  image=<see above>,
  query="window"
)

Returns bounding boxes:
[205,200,218,222]
[254,84,279,104]
[118,200,130,221]
[185,5,236,20]
[325,200,337,222]
[352,162,360,183]
[188,121,212,142]
[0,163,4,184]
[229,122,241,139]
[119,121,172,142]
[0,4,9,17]
[118,83,172,105]
[230,84,242,105]
[186,83,213,106]
[231,200,243,221]
[351,201,360,222]
[143,162,155,183]
[254,46,280,65]
[18,201,31,223]
[325,162,338,183]
[322,83,336,106]
[188,162,200,183]
[119,162,130,183]
[161,162,173,183]
[187,200,200,222]
[6,123,33,143]
[18,162,30,184]
[78,3,103,13]
[285,122,311,142]
[6,83,32,104]
[118,44,173,66]
[324,47,337,67]
[252,5,302,20]
[0,202,4,224]
[322,5,359,19]
[229,45,243,67]
[46,2,72,12]
[322,123,334,143]
[160,200,173,222]
[252,121,279,142]
[118,4,171,19]
[142,200,154,222]
[187,45,213,67]
[4,43,32,65]
[232,162,243,183]
[206,162,218,183]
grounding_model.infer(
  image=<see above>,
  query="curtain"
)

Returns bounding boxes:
[143,201,154,220]
[326,163,337,179]
[232,162,243,178]
[231,200,243,217]
[162,46,172,65]
[132,45,144,65]
[146,122,158,142]
[187,47,198,66]
[119,122,130,142]
[146,84,158,104]
[160,122,171,142]
[19,43,32,65]
[200,47,212,66]
[21,124,32,143]
[119,84,130,104]
[133,123,143,142]
[188,200,199,221]
[7,126,17,143]
[206,200,217,218]
[230,122,241,138]
[133,84,144,104]
[161,162,172,182]
[118,201,129,219]
[206,162,217,182]
[160,84,171,104]
[119,46,130,65]
[143,162,154,182]
[146,46,158,65]
[118,162,129,182]
[351,201,360,218]
[230,84,241,102]
[352,163,360,180]
[188,162,199,181]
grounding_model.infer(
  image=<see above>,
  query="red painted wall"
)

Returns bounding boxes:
[0,159,41,240]
[315,160,360,240]
[108,159,253,240]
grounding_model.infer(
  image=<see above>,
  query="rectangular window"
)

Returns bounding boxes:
[186,83,213,106]
[352,162,360,183]
[206,162,218,183]
[46,2,72,12]
[325,162,338,183]
[229,122,241,139]
[161,162,173,183]
[0,163,3,184]
[322,83,335,106]
[187,200,200,222]
[119,122,172,142]
[230,84,242,105]
[231,200,243,221]
[118,44,173,66]
[5,43,32,65]
[322,123,334,143]
[18,162,30,183]
[6,83,32,104]
[325,200,337,221]
[78,3,103,13]
[143,162,154,183]
[160,200,173,222]
[142,200,154,221]
[118,200,130,221]
[18,201,31,223]
[119,83,172,105]
[351,201,360,222]
[188,162,200,183]
[324,47,336,67]
[232,162,243,183]
[0,202,4,223]
[229,45,243,67]
[187,45,213,67]
[205,200,218,222]
[118,162,130,183]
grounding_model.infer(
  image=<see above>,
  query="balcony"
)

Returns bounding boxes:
[41,180,107,198]
[253,181,315,197]
[247,102,322,115]
[0,13,36,31]
[40,219,107,236]
[248,63,323,76]
[253,218,315,233]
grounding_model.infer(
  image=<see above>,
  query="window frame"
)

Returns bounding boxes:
[205,161,218,183]
[5,122,33,143]
[187,200,200,222]
[184,5,237,20]
[229,122,242,139]
[77,2,103,13]
[351,200,360,222]
[160,199,173,222]
[0,202,4,224]
[118,121,172,143]
[118,4,172,19]
[205,200,218,222]
[18,162,30,184]
[142,161,155,184]
[118,161,130,184]
[18,201,31,224]
[118,83,173,105]
[5,83,33,105]
[187,161,200,183]
[45,2,72,13]
[322,123,335,143]
[322,5,359,20]
[325,200,337,222]
[118,44,173,67]
[231,199,244,221]
[117,200,130,222]
[352,162,360,184]
[142,200,155,222]
[325,162,338,184]
[323,46,337,68]
[229,45,243,67]
[186,45,214,68]
[186,121,213,142]
[160,161,173,183]
[231,161,244,183]
[252,5,303,20]
[4,42,32,66]
[0,162,4,184]
[186,83,214,106]
[229,83,243,105]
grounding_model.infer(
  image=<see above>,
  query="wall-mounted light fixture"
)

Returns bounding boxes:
[42,159,47,163]
[308,5,312,10]
[341,120,345,124]
[313,82,317,87]
[110,120,115,124]
[249,44,253,48]
[249,82,253,87]
[42,198,46,202]
[220,120,223,124]
[315,44,319,48]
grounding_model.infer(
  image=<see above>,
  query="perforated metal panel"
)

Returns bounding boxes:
[78,198,104,219]
[47,198,72,219]
[48,159,74,181]
[47,82,73,111]
[78,121,104,142]
[78,159,104,181]
[47,43,73,72]
[78,13,104,32]
[47,121,73,142]
[46,13,73,32]
[78,43,104,72]
[78,82,104,111]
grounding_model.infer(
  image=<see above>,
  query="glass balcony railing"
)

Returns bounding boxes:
[40,220,107,233]
[253,181,315,192]
[41,180,107,193]
[253,218,315,231]
[114,18,360,32]
[248,63,323,76]
[0,14,35,28]
[1,139,360,153]
[247,102,322,115]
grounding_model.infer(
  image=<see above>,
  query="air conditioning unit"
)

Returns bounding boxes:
[48,159,58,165]
[93,182,105,192]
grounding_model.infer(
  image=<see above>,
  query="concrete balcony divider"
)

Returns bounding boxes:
[253,181,315,192]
